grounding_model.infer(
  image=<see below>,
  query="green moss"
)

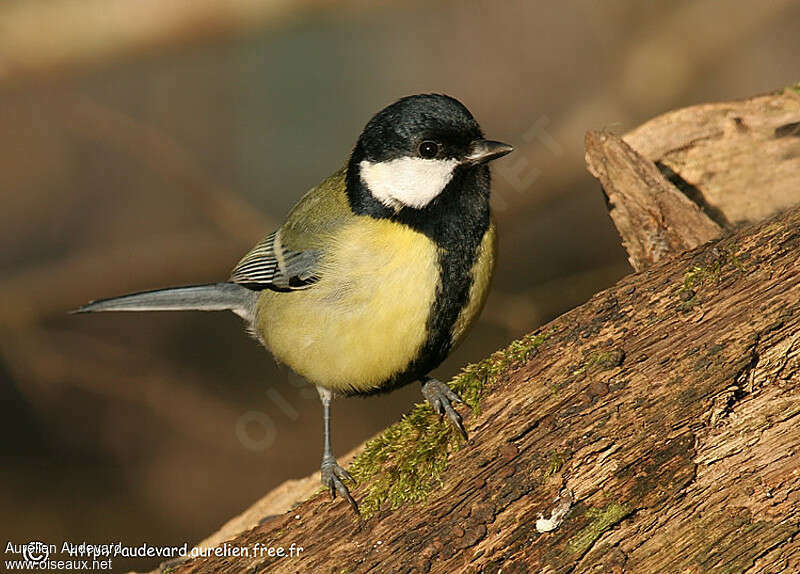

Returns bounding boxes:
[788,81,800,94]
[349,330,550,517]
[587,349,625,370]
[677,294,701,312]
[679,248,745,308]
[567,502,631,556]
[542,450,566,480]
[572,349,624,378]
[683,265,716,291]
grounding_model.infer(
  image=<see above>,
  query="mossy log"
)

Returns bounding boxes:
[164,91,800,574]
[171,200,800,574]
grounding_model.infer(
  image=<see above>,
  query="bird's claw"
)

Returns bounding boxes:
[421,378,469,439]
[321,457,358,512]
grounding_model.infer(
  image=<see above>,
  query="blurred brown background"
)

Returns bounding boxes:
[1,0,798,571]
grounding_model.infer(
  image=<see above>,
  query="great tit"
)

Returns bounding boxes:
[76,94,513,510]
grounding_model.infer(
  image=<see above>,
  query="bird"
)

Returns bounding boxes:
[75,94,513,511]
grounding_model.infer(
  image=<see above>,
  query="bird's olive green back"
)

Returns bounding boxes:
[279,167,352,251]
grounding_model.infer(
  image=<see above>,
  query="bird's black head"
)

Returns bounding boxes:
[358,94,483,163]
[347,94,512,213]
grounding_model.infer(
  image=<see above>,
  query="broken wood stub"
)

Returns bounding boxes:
[587,88,800,273]
[585,130,722,272]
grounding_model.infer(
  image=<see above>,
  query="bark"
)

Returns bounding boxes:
[162,91,800,574]
[624,88,800,229]
[584,130,722,272]
[586,87,800,272]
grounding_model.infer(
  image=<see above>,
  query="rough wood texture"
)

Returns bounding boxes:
[585,130,722,271]
[168,201,800,574]
[585,88,800,273]
[624,87,800,228]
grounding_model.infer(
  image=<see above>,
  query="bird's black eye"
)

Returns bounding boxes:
[418,140,440,159]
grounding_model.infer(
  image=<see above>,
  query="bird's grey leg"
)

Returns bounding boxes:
[421,376,469,439]
[316,386,358,511]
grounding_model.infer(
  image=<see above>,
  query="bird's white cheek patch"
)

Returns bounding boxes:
[360,157,459,209]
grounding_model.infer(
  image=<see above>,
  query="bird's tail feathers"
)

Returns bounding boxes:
[73,283,257,321]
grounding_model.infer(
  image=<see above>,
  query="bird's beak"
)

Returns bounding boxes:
[464,139,514,165]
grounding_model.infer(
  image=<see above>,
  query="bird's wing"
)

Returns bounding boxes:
[229,167,351,291]
[229,230,321,290]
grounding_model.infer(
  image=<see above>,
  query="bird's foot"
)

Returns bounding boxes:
[421,378,469,439]
[321,456,358,512]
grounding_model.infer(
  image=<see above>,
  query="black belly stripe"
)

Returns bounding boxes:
[344,163,492,395]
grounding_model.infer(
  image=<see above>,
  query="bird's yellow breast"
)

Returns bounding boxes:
[451,222,496,349]
[254,217,440,393]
